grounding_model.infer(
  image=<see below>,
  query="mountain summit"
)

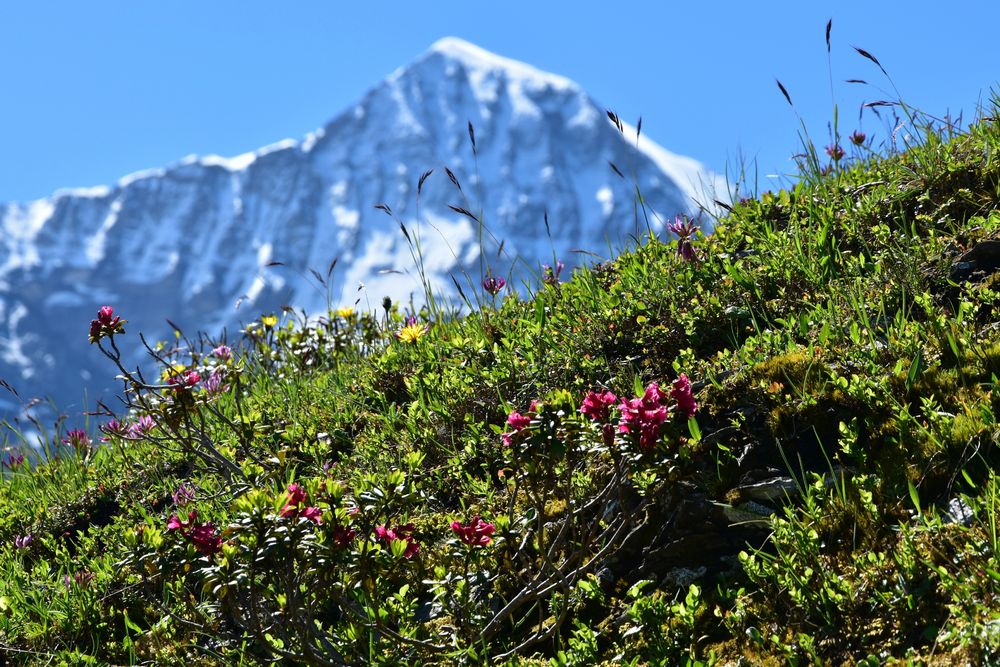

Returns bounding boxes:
[0,37,721,417]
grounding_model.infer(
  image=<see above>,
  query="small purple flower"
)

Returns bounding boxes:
[668,216,699,262]
[128,415,156,439]
[172,483,196,507]
[825,144,845,161]
[849,131,866,146]
[202,370,230,397]
[404,315,418,327]
[100,419,127,442]
[482,275,506,296]
[212,344,232,361]
[64,570,95,588]
[4,450,24,469]
[14,534,33,550]
[542,261,565,285]
[62,429,91,451]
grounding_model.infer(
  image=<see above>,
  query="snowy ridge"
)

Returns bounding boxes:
[0,37,722,418]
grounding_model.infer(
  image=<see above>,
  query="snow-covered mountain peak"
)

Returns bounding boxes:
[0,38,723,420]
[423,37,577,93]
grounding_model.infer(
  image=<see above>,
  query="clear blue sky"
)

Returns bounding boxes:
[0,2,996,202]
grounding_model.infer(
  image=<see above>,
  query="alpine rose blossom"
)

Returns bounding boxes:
[618,383,669,451]
[670,374,698,419]
[88,306,125,343]
[580,390,618,422]
[375,523,420,559]
[166,510,223,556]
[167,370,201,390]
[280,483,322,524]
[187,522,223,556]
[451,516,495,547]
[501,410,532,447]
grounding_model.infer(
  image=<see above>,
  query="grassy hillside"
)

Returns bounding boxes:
[3,107,1000,665]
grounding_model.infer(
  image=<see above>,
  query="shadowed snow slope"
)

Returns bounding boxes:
[0,37,723,419]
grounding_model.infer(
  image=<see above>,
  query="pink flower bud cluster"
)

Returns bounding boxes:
[89,306,125,343]
[279,483,323,524]
[166,510,223,556]
[450,516,495,547]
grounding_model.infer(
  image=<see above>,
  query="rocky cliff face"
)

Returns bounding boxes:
[0,37,722,417]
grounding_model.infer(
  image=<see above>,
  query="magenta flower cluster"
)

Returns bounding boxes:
[375,523,420,559]
[578,375,698,452]
[62,429,91,451]
[167,370,201,391]
[166,510,223,556]
[450,516,495,547]
[89,305,125,343]
[280,483,322,524]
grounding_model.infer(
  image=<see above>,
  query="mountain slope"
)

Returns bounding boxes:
[0,37,721,417]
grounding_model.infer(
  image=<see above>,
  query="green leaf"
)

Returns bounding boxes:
[122,609,142,634]
[687,416,702,442]
[905,349,923,392]
[908,480,921,515]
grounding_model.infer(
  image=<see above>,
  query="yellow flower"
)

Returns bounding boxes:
[335,306,355,319]
[261,315,278,328]
[160,363,187,381]
[397,323,426,343]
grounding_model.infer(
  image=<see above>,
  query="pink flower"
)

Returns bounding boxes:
[501,410,532,447]
[507,411,531,430]
[62,429,91,451]
[849,130,866,146]
[331,523,357,548]
[64,570,94,588]
[618,383,669,451]
[88,305,124,343]
[187,521,223,555]
[450,515,495,547]
[166,510,222,556]
[3,450,24,469]
[99,419,127,442]
[167,510,198,532]
[202,370,230,397]
[128,415,155,438]
[280,483,321,524]
[300,506,323,524]
[670,374,698,419]
[172,483,196,506]
[375,523,420,559]
[542,261,565,285]
[482,276,506,296]
[668,216,698,262]
[825,143,845,161]
[167,370,201,390]
[580,390,618,422]
[211,344,232,361]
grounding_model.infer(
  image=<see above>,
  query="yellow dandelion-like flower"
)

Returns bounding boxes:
[397,323,426,343]
[335,306,355,319]
[261,315,278,328]
[160,363,187,381]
